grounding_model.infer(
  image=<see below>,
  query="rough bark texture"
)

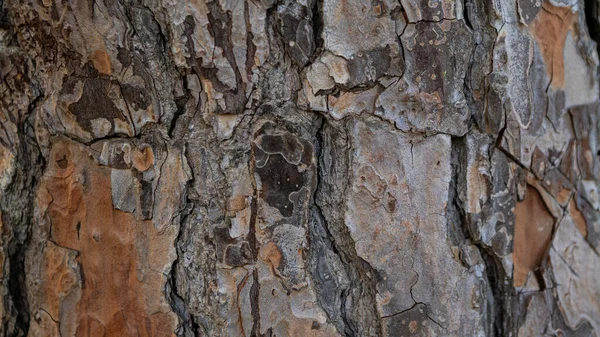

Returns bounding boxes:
[1,0,600,336]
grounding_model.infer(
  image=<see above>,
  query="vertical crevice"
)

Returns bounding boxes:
[585,0,600,95]
[166,201,200,337]
[249,268,262,337]
[248,188,262,337]
[448,135,518,337]
[447,136,469,247]
[309,118,383,337]
[585,0,600,53]
[2,94,44,337]
[166,138,203,337]
[247,189,259,263]
[479,248,517,337]
[311,0,324,54]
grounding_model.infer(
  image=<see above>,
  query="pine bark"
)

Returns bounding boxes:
[1,0,600,336]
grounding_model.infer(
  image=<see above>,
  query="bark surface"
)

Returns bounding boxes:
[1,0,600,336]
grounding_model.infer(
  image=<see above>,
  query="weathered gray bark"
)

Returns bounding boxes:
[1,0,600,336]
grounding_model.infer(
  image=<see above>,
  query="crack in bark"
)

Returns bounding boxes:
[249,268,262,337]
[448,134,518,336]
[310,118,383,337]
[1,90,44,336]
[166,164,199,337]
[166,207,200,337]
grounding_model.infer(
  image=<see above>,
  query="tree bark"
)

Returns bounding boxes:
[1,0,600,336]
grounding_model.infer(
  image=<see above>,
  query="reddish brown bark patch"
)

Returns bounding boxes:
[513,185,555,287]
[89,50,112,75]
[569,198,588,238]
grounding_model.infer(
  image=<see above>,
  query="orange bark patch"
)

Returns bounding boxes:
[261,241,283,270]
[36,140,176,336]
[39,241,81,334]
[89,50,112,75]
[569,198,588,238]
[131,146,155,172]
[228,194,248,213]
[513,186,555,287]
[530,4,576,88]
[409,320,418,333]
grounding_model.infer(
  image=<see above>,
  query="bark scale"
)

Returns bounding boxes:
[0,0,599,336]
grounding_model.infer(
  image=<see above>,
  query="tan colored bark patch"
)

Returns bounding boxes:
[131,146,155,172]
[530,4,576,89]
[89,50,112,76]
[513,185,555,287]
[261,241,283,270]
[569,198,588,238]
[228,194,248,213]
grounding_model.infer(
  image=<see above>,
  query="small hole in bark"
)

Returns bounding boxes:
[311,321,320,330]
[56,155,68,169]
[387,199,396,212]
[76,222,81,240]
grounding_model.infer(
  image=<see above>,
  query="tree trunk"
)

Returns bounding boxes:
[1,0,599,336]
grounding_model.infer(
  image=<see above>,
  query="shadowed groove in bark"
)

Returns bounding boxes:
[166,201,199,337]
[2,94,44,337]
[479,247,518,336]
[249,189,261,337]
[447,135,518,336]
[310,118,383,337]
[585,0,600,56]
[310,0,325,61]
[249,268,262,337]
